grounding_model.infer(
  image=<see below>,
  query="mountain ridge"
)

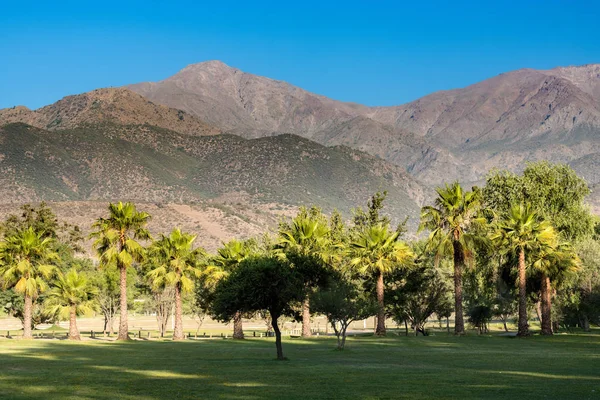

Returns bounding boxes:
[125,61,600,197]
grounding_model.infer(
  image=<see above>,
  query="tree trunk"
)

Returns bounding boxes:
[301,296,311,337]
[339,324,348,350]
[23,294,33,339]
[375,272,386,336]
[581,316,590,332]
[69,305,81,340]
[540,274,553,335]
[535,302,542,326]
[453,240,465,335]
[233,311,244,339]
[405,319,408,336]
[502,317,508,332]
[271,312,285,360]
[517,248,529,337]
[117,265,129,340]
[172,282,184,340]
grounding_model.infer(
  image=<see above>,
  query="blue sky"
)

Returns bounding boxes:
[1,0,598,109]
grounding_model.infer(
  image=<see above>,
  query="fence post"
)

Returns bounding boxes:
[6,331,10,338]
[253,331,256,337]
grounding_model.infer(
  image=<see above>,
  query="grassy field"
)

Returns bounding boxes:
[1,332,599,400]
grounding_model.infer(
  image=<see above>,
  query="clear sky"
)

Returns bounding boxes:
[1,0,599,109]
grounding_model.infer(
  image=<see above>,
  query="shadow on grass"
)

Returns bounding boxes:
[1,334,600,399]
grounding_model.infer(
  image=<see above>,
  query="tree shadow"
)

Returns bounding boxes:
[1,334,599,399]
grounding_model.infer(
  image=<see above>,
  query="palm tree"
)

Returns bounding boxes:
[349,224,413,336]
[0,227,59,339]
[44,268,97,340]
[90,202,150,340]
[147,229,204,340]
[278,211,331,337]
[203,239,255,339]
[419,182,485,335]
[492,204,557,336]
[531,242,579,335]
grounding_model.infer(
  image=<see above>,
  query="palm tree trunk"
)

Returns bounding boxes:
[23,293,33,339]
[117,264,129,340]
[173,282,184,340]
[375,272,386,336]
[301,296,311,337]
[452,241,465,335]
[271,312,285,360]
[69,305,81,340]
[540,274,553,335]
[233,311,244,339]
[517,248,529,337]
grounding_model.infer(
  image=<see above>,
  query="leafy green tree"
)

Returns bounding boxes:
[1,202,84,253]
[349,224,413,336]
[0,227,59,338]
[202,239,256,339]
[388,242,453,336]
[419,182,486,335]
[146,229,204,340]
[551,238,600,331]
[137,259,175,338]
[484,162,594,242]
[211,255,304,360]
[277,207,331,337]
[491,204,557,336]
[311,278,376,349]
[44,268,97,340]
[90,202,151,340]
[88,265,136,335]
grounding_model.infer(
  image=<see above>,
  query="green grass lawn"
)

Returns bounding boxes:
[1,333,599,399]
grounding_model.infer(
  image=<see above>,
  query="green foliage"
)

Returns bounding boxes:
[0,227,60,298]
[211,255,305,359]
[388,243,453,335]
[419,182,486,264]
[146,229,205,294]
[90,202,151,270]
[0,202,84,264]
[491,204,557,255]
[211,256,304,321]
[484,161,594,242]
[44,268,98,321]
[466,305,493,334]
[310,277,377,349]
[349,224,413,276]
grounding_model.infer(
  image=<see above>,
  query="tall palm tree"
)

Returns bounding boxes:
[492,204,557,336]
[44,268,97,340]
[147,229,204,340]
[0,227,59,339]
[419,182,485,335]
[278,211,331,337]
[349,224,413,336]
[90,202,150,340]
[203,239,255,339]
[531,242,579,335]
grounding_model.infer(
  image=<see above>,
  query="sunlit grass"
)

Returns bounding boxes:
[1,332,599,399]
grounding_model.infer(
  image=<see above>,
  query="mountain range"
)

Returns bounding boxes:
[1,61,599,246]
